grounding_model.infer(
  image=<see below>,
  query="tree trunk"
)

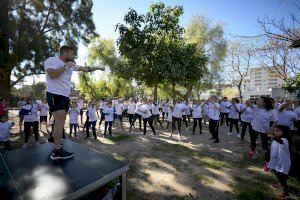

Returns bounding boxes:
[0,73,11,100]
[153,84,158,102]
[185,85,193,103]
[172,82,176,100]
[0,0,11,100]
[238,81,242,100]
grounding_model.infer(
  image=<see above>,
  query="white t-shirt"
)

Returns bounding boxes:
[192,104,202,118]
[278,110,296,130]
[293,106,300,120]
[23,103,39,122]
[208,102,220,120]
[202,104,209,117]
[39,103,49,117]
[115,104,124,115]
[173,103,184,118]
[162,102,170,113]
[240,104,254,123]
[68,107,80,124]
[135,102,144,116]
[103,107,115,122]
[77,100,84,109]
[251,106,278,133]
[151,103,160,115]
[0,122,14,141]
[268,138,291,175]
[140,104,152,119]
[44,56,80,97]
[228,103,240,119]
[127,102,136,114]
[181,103,189,115]
[87,106,97,122]
[167,110,173,122]
[220,101,230,113]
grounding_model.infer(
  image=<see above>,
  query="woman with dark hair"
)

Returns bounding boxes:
[248,96,278,172]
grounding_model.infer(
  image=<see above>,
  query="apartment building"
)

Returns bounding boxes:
[241,67,285,99]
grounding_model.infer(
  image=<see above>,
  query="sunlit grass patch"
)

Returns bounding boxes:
[195,174,215,184]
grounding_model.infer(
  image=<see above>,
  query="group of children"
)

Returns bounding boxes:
[0,95,299,199]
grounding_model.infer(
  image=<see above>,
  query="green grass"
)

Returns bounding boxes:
[233,176,276,200]
[106,134,133,142]
[195,174,215,184]
[193,156,232,170]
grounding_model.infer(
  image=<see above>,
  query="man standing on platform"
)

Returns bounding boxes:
[44,45,102,160]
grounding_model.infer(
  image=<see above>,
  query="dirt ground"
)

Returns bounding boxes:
[4,111,300,200]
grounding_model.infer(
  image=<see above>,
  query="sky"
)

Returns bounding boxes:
[25,0,299,85]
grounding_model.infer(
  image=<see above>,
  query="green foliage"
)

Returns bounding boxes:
[0,0,96,98]
[77,74,134,100]
[116,2,208,100]
[33,82,46,100]
[282,73,300,93]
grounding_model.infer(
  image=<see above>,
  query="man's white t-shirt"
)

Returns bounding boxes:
[44,57,80,97]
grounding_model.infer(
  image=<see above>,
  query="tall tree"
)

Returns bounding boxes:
[184,14,227,84]
[116,2,184,101]
[0,0,96,99]
[225,40,257,99]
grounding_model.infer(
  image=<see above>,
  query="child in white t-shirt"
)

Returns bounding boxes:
[0,115,15,151]
[39,101,49,132]
[68,102,80,138]
[267,125,291,199]
[85,102,98,140]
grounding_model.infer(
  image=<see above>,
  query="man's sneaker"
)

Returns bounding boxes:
[277,193,289,200]
[263,162,270,172]
[248,150,258,159]
[50,149,74,160]
[237,134,241,138]
[22,143,29,148]
[227,132,233,136]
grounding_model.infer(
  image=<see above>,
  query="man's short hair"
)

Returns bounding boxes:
[60,45,75,55]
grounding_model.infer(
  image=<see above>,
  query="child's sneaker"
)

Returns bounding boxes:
[277,193,289,199]
[263,162,270,172]
[248,150,258,159]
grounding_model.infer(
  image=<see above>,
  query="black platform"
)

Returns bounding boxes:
[0,140,129,200]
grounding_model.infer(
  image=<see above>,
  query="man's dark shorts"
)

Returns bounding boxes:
[46,92,70,113]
